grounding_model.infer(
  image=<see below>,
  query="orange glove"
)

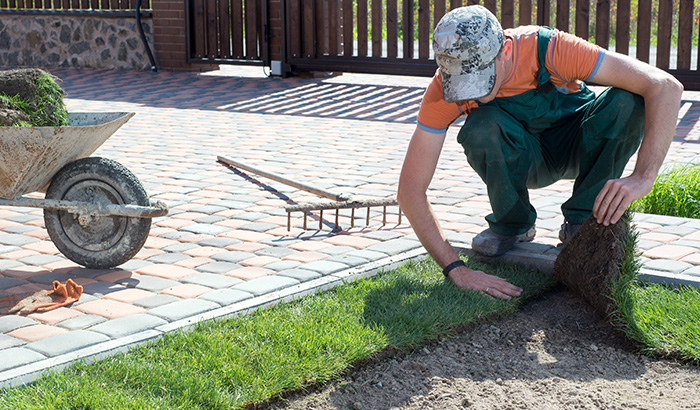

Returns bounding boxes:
[7,279,83,315]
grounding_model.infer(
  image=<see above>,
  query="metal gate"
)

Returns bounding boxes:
[185,0,700,91]
[185,0,269,66]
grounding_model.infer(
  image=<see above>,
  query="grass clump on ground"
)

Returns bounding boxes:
[0,258,555,409]
[630,162,700,219]
[608,212,700,363]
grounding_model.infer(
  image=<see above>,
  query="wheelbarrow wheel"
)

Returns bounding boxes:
[44,157,151,269]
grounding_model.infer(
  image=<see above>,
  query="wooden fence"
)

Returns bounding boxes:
[285,0,699,88]
[0,0,150,9]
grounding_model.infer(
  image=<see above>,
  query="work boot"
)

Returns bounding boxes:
[472,226,536,257]
[558,221,582,246]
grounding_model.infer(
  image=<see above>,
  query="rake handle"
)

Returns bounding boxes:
[218,156,352,202]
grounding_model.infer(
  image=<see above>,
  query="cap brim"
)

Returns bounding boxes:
[440,62,497,103]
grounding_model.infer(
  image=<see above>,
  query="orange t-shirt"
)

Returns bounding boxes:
[416,26,604,133]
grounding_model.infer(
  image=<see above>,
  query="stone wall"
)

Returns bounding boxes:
[0,12,156,71]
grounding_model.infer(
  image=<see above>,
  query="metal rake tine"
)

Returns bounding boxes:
[319,210,323,230]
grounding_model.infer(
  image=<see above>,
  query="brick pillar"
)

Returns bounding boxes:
[268,0,283,61]
[150,0,219,72]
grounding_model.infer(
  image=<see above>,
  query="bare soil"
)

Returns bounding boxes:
[268,286,700,410]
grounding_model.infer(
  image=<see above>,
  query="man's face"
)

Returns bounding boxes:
[476,40,510,104]
[476,55,505,104]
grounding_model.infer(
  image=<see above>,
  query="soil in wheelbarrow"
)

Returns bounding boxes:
[0,68,68,126]
[268,286,700,410]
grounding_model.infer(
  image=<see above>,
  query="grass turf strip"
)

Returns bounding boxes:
[0,258,554,410]
[609,213,700,364]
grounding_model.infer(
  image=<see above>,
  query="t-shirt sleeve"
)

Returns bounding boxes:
[547,31,604,83]
[416,71,466,134]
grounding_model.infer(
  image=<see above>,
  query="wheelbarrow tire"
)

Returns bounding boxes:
[44,157,151,269]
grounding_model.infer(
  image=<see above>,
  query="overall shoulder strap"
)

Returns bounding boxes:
[536,26,555,88]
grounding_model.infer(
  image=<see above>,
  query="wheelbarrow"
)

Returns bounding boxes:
[0,112,168,269]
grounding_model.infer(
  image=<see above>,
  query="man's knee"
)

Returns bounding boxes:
[457,107,509,151]
[602,88,645,133]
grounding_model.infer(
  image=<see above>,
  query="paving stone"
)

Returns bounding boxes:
[3,225,39,234]
[670,240,700,249]
[134,294,182,309]
[22,271,70,285]
[259,236,303,248]
[365,238,422,256]
[72,294,99,307]
[231,275,300,296]
[0,246,22,256]
[181,273,242,288]
[197,237,242,247]
[239,222,279,232]
[191,205,228,215]
[230,212,269,221]
[0,334,24,350]
[118,274,181,292]
[641,215,686,226]
[360,230,405,241]
[162,243,200,253]
[0,315,37,333]
[81,282,128,297]
[196,261,242,274]
[637,240,663,250]
[326,254,371,266]
[6,215,40,224]
[117,259,154,271]
[193,216,227,224]
[254,247,298,258]
[346,249,390,260]
[181,224,232,235]
[0,234,40,246]
[0,347,46,372]
[159,231,197,241]
[198,289,253,305]
[148,299,221,322]
[17,254,65,266]
[297,260,349,275]
[89,314,168,338]
[57,314,108,331]
[654,225,698,237]
[210,200,258,210]
[684,266,700,277]
[0,277,27,290]
[146,253,191,264]
[643,259,694,274]
[210,251,253,263]
[262,260,302,271]
[276,268,323,282]
[319,245,357,256]
[26,330,110,357]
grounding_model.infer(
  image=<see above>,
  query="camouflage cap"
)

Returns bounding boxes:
[433,5,504,102]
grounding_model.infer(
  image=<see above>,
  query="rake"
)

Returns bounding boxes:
[217,156,401,231]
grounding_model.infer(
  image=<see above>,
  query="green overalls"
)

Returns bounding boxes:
[457,27,645,236]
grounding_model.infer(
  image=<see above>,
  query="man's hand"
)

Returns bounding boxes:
[447,265,523,300]
[592,174,655,226]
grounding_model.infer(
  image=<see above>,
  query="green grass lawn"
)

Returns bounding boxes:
[0,258,555,410]
[630,162,700,219]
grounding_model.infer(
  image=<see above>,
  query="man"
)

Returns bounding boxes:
[397,5,683,300]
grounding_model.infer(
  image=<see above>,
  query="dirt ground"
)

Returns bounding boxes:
[267,286,700,410]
